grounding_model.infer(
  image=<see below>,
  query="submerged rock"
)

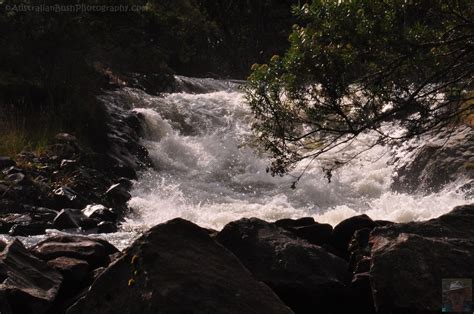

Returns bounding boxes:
[216,218,350,314]
[0,239,62,314]
[67,218,292,314]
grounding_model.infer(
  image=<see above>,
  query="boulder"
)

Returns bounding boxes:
[52,186,84,209]
[117,177,133,190]
[369,204,474,313]
[53,209,82,230]
[0,213,32,233]
[1,207,57,236]
[331,214,377,259]
[274,217,332,246]
[292,223,333,246]
[349,272,375,314]
[82,204,116,222]
[9,222,51,236]
[46,256,92,311]
[67,218,293,314]
[47,257,90,283]
[216,218,350,313]
[31,235,119,269]
[104,183,131,205]
[96,221,117,233]
[274,217,316,229]
[0,239,62,314]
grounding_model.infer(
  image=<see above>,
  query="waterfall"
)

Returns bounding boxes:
[107,76,471,231]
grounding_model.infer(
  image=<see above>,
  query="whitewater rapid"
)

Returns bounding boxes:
[115,76,470,231]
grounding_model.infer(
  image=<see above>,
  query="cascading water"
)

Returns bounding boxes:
[2,76,469,249]
[112,76,471,231]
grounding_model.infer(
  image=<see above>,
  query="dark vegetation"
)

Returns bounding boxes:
[1,0,472,178]
[246,0,474,182]
[0,0,299,156]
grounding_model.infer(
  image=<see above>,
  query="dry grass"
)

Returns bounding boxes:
[0,106,55,158]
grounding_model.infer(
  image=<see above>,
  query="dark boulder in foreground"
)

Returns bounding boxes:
[331,214,377,259]
[216,218,350,314]
[67,218,292,314]
[369,204,474,314]
[0,239,62,314]
[275,217,333,246]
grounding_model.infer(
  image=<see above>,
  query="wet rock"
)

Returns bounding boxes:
[53,209,83,230]
[0,213,31,233]
[0,207,56,236]
[111,162,136,180]
[349,272,375,314]
[52,186,83,209]
[47,256,90,283]
[293,223,333,246]
[31,235,119,269]
[97,221,117,233]
[274,217,316,229]
[55,133,77,142]
[67,218,293,314]
[60,159,77,169]
[117,177,133,190]
[274,218,332,246]
[0,182,8,194]
[80,217,100,230]
[0,157,16,170]
[2,166,23,176]
[392,126,474,193]
[5,172,29,185]
[105,183,131,205]
[331,214,377,259]
[348,228,372,273]
[457,180,473,198]
[9,222,51,236]
[216,218,350,313]
[82,204,116,222]
[29,206,58,220]
[0,199,22,215]
[369,204,474,313]
[0,239,62,314]
[374,220,395,227]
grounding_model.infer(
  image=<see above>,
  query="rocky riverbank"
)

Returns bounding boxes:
[0,127,148,236]
[0,203,472,314]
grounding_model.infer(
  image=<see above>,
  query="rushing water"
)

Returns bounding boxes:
[2,76,470,249]
[115,76,471,231]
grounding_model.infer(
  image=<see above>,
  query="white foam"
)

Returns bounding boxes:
[116,79,471,231]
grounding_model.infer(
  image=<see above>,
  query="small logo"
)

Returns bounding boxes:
[442,279,472,313]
